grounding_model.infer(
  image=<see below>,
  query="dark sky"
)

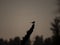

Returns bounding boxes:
[0,0,57,40]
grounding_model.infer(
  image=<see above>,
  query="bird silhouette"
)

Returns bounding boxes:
[21,21,35,45]
[31,21,35,24]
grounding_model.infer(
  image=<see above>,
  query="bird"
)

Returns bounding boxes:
[31,21,35,24]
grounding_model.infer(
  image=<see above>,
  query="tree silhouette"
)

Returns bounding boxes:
[4,40,8,45]
[0,38,4,45]
[50,17,60,45]
[13,37,21,45]
[51,17,60,36]
[25,39,31,45]
[44,38,52,45]
[9,38,14,45]
[33,35,43,45]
